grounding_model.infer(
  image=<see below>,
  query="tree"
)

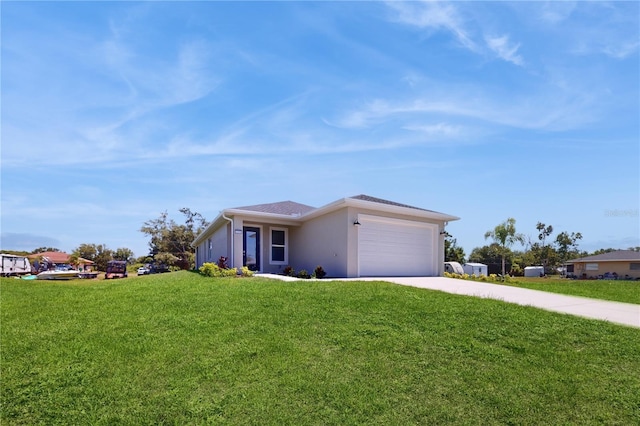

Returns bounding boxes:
[113,248,135,263]
[74,243,98,260]
[532,222,555,273]
[469,243,512,274]
[31,247,61,254]
[589,248,619,256]
[140,208,209,270]
[484,218,525,276]
[555,231,583,264]
[72,243,115,271]
[444,237,466,264]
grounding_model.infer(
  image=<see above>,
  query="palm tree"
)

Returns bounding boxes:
[484,218,525,276]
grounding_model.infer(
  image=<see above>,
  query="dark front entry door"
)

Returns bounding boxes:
[243,227,260,271]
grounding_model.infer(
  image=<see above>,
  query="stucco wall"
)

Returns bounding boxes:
[211,224,230,265]
[290,208,350,278]
[195,224,230,269]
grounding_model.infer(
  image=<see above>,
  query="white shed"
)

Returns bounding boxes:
[524,266,544,277]
[463,263,488,276]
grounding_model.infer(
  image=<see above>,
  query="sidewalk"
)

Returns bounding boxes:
[259,274,640,328]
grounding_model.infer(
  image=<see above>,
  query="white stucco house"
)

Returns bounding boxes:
[192,195,459,278]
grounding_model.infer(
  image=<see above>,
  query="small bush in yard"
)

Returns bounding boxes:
[217,256,229,269]
[297,269,311,279]
[241,267,254,277]
[314,266,326,279]
[283,266,295,277]
[199,262,237,277]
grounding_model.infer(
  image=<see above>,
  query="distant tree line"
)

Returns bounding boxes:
[70,244,135,272]
[0,246,136,272]
[445,217,638,276]
[6,211,635,275]
[4,208,208,272]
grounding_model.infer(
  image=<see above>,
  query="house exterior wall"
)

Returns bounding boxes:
[290,208,350,277]
[288,205,447,278]
[195,223,230,268]
[231,216,301,274]
[572,261,640,279]
[211,224,230,264]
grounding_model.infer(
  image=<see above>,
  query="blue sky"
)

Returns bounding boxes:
[2,1,638,259]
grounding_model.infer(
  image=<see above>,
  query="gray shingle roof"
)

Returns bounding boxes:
[567,250,640,263]
[231,200,316,216]
[348,194,436,213]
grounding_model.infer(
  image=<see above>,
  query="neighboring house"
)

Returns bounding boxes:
[28,251,71,264]
[192,195,459,278]
[565,250,640,280]
[27,251,95,271]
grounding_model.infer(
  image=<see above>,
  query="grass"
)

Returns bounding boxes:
[492,277,640,304]
[2,271,640,424]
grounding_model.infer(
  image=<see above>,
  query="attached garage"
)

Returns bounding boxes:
[357,215,437,277]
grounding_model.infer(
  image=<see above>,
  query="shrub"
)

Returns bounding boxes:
[199,262,237,277]
[217,256,229,269]
[283,266,295,277]
[241,266,254,277]
[314,266,326,279]
[297,269,311,279]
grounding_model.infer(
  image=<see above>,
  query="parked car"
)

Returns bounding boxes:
[149,264,170,274]
[137,267,150,276]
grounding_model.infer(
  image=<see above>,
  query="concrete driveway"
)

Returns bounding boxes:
[259,274,640,328]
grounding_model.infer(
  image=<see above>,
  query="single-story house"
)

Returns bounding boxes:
[28,251,96,271]
[565,250,640,280]
[192,195,459,278]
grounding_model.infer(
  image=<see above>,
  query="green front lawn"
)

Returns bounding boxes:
[497,277,640,304]
[2,272,639,424]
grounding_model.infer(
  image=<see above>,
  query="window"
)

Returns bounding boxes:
[630,263,640,270]
[270,228,287,264]
[586,263,598,271]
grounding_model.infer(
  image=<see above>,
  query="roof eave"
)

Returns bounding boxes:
[192,212,227,247]
[566,258,640,264]
[223,208,306,221]
[301,197,460,222]
[191,208,305,247]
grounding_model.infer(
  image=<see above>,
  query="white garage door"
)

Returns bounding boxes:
[358,215,437,277]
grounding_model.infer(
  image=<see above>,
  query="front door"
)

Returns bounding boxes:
[243,227,260,271]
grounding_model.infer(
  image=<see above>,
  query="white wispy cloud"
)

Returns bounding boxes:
[599,40,639,59]
[329,87,596,134]
[541,1,639,60]
[3,29,220,169]
[539,1,577,24]
[485,34,524,66]
[385,0,478,52]
[385,0,525,66]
